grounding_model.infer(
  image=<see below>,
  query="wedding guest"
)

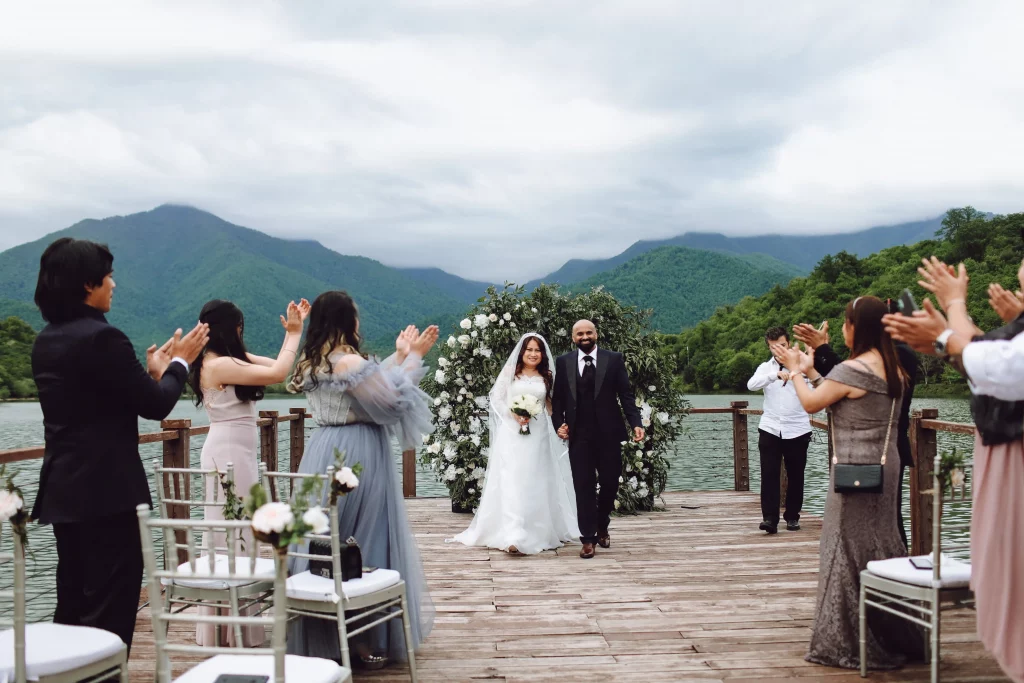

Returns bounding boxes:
[746,327,811,534]
[186,297,308,647]
[794,301,919,551]
[286,291,438,669]
[31,237,208,652]
[776,296,923,670]
[884,258,1024,683]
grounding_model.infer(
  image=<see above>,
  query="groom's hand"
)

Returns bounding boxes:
[633,426,645,443]
[557,423,569,440]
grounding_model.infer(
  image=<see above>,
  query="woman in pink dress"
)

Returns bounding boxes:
[187,297,309,647]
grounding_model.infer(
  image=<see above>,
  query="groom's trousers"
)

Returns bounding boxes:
[569,432,623,544]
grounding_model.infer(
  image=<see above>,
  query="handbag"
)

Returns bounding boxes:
[309,536,363,581]
[832,396,896,494]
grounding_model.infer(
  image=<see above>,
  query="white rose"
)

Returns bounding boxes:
[458,335,471,346]
[474,396,489,409]
[434,398,441,406]
[618,476,624,483]
[0,490,24,522]
[625,463,633,472]
[460,318,472,330]
[629,477,639,490]
[648,385,657,392]
[498,320,505,327]
[447,336,457,348]
[489,313,498,322]
[251,502,294,535]
[642,417,652,428]
[531,307,538,313]
[437,357,449,368]
[480,348,493,358]
[440,391,450,400]
[438,406,452,420]
[557,328,567,337]
[657,412,670,424]
[465,374,473,381]
[471,330,478,338]
[474,314,490,329]
[302,506,330,534]
[455,467,465,475]
[468,488,476,494]
[435,370,447,385]
[449,352,457,360]
[334,466,360,491]
[444,444,457,461]
[503,312,512,321]
[470,434,481,446]
[427,443,441,454]
[638,487,649,498]
[510,322,517,328]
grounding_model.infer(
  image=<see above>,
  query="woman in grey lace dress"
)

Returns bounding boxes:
[286,291,438,669]
[775,296,924,670]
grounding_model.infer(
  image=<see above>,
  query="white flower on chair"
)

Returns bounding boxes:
[251,502,293,535]
[0,490,24,522]
[950,468,966,489]
[334,467,360,492]
[302,506,330,534]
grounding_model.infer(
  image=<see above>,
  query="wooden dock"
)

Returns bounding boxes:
[128,492,1007,682]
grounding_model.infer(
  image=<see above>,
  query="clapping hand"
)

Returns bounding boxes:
[396,325,418,358]
[883,298,948,354]
[146,336,175,380]
[770,340,813,375]
[918,257,968,311]
[411,325,440,357]
[988,283,1024,323]
[281,300,307,333]
[793,321,829,351]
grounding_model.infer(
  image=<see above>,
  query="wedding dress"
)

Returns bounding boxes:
[452,333,580,554]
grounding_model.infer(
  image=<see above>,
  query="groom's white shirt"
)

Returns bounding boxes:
[577,345,599,376]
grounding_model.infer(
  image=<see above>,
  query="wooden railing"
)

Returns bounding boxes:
[689,403,975,556]
[0,409,420,497]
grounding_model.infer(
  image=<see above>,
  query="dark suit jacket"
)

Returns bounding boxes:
[31,304,188,524]
[551,348,643,444]
[813,342,918,468]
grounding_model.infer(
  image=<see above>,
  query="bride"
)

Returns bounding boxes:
[453,333,580,554]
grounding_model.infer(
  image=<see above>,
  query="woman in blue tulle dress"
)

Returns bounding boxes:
[286,290,439,669]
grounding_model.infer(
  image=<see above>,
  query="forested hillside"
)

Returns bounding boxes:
[663,208,1023,393]
[0,317,36,399]
[568,247,802,331]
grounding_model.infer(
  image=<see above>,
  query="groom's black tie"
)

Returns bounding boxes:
[582,355,595,384]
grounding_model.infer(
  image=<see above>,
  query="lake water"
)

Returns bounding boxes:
[0,394,976,620]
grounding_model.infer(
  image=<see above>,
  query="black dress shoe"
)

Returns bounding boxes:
[786,520,801,531]
[759,520,778,535]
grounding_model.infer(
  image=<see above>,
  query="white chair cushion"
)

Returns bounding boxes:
[162,555,275,589]
[286,568,402,603]
[174,653,347,683]
[0,623,125,681]
[866,554,972,589]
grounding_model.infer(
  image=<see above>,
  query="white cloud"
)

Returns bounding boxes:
[1,0,1023,280]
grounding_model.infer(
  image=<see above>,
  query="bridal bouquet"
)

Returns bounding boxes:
[510,394,543,435]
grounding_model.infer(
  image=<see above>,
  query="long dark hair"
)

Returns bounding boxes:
[515,335,553,398]
[34,237,114,323]
[188,300,264,406]
[845,296,904,398]
[288,291,361,393]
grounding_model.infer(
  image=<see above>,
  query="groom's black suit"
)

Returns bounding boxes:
[552,348,642,544]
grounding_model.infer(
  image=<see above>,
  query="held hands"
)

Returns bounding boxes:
[557,423,569,440]
[918,257,968,311]
[882,298,948,354]
[281,299,310,334]
[633,426,646,443]
[987,283,1024,323]
[792,321,829,350]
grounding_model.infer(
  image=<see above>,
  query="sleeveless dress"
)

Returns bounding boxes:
[452,374,579,554]
[196,385,265,647]
[287,352,435,663]
[806,363,923,669]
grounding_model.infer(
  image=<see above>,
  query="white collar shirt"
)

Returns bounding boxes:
[578,346,599,376]
[746,357,812,439]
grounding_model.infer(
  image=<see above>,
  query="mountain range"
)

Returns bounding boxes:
[0,206,951,356]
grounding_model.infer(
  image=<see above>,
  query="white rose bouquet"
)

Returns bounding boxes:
[0,465,29,549]
[510,394,544,435]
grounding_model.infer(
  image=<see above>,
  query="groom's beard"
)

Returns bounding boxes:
[576,340,596,353]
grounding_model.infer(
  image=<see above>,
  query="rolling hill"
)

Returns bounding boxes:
[568,246,803,331]
[397,267,494,303]
[527,215,943,289]
[0,205,471,355]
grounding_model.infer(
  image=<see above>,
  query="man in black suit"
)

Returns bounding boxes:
[793,310,918,550]
[31,237,208,651]
[551,319,644,559]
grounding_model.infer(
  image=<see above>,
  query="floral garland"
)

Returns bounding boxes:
[421,283,688,514]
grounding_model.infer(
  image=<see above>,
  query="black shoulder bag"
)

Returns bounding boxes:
[309,537,363,581]
[832,397,896,494]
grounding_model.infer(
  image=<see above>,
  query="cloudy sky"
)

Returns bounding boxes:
[2,1,1023,281]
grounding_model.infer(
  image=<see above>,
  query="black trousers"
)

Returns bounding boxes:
[569,430,621,544]
[51,509,144,652]
[758,430,811,526]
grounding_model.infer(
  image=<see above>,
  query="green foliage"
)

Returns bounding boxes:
[671,209,1024,391]
[0,317,37,400]
[567,246,802,331]
[420,283,688,514]
[937,447,967,495]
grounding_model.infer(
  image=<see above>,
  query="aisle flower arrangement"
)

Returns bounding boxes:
[421,283,688,514]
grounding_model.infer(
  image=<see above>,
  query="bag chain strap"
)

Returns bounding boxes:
[831,396,897,466]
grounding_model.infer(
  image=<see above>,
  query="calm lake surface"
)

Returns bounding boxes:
[0,394,976,620]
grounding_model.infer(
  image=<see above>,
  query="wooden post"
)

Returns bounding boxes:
[731,401,750,491]
[403,449,417,498]
[161,419,191,566]
[259,410,279,500]
[288,408,306,473]
[910,408,938,556]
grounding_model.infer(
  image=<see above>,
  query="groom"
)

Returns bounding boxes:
[552,319,645,559]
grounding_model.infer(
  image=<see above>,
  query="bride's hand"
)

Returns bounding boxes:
[395,325,417,357]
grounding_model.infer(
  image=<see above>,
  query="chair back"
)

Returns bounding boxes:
[931,454,973,584]
[137,505,286,683]
[258,464,333,507]
[0,520,27,683]
[155,464,239,569]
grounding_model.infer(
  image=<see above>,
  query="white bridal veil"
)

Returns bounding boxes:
[488,332,557,432]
